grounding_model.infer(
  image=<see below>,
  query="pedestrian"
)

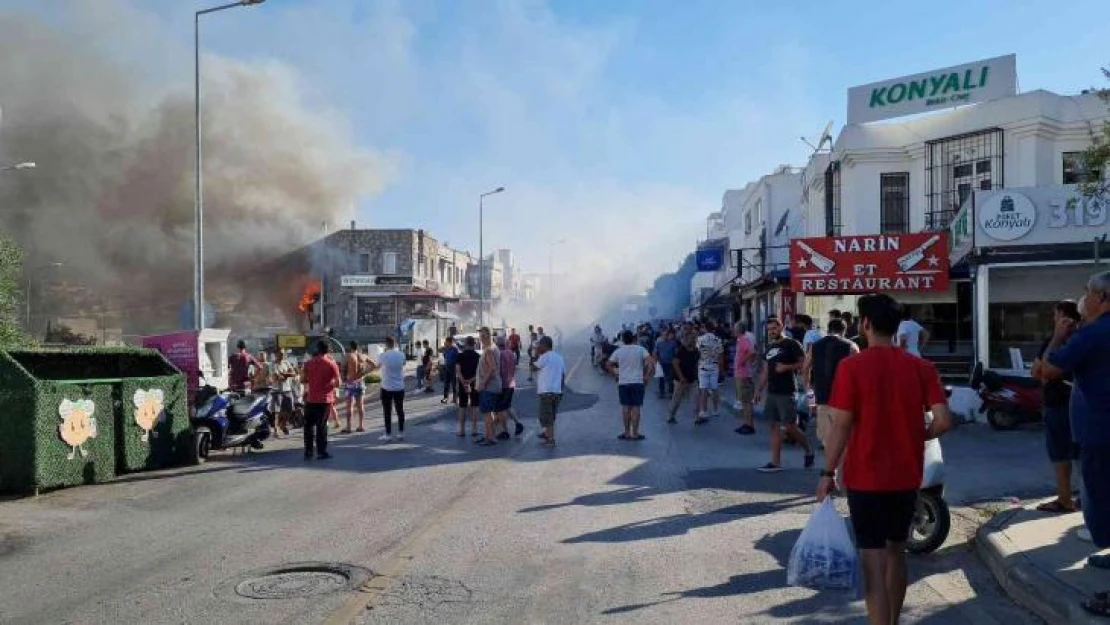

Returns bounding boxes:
[377,337,407,442]
[531,335,565,446]
[804,318,859,450]
[475,327,503,446]
[800,315,823,353]
[455,336,481,437]
[754,317,815,472]
[1031,300,1082,513]
[607,330,654,440]
[896,307,928,357]
[828,308,842,322]
[494,334,524,439]
[1038,272,1110,618]
[252,351,270,390]
[591,325,607,366]
[527,331,540,382]
[653,329,678,399]
[267,350,296,439]
[817,293,953,625]
[734,322,758,435]
[228,340,259,393]
[842,311,859,340]
[440,336,460,405]
[300,340,341,461]
[695,323,724,424]
[509,328,522,365]
[342,341,375,434]
[667,331,699,424]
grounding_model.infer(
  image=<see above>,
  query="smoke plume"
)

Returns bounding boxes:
[0,11,392,332]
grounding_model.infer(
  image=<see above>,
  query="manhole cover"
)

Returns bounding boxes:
[215,562,373,601]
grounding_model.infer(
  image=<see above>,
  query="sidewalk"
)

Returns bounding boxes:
[977,503,1110,623]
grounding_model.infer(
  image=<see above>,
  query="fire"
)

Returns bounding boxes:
[298,280,321,312]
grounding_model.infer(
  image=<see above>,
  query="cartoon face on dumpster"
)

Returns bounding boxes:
[132,388,165,443]
[58,398,97,460]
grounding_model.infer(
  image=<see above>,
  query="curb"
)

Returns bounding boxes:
[974,509,1105,625]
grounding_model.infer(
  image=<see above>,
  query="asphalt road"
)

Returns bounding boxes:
[0,345,1049,624]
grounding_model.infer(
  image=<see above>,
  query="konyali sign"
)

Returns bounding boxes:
[847,55,1017,124]
[948,185,1109,263]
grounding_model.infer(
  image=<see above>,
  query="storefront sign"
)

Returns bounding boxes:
[790,232,951,294]
[971,186,1108,247]
[276,334,306,349]
[847,55,1017,124]
[340,275,415,288]
[695,248,725,272]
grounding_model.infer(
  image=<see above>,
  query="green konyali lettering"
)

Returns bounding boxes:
[907,80,926,101]
[942,72,961,94]
[979,65,989,87]
[870,86,887,107]
[929,75,946,96]
[962,69,975,90]
[887,83,907,104]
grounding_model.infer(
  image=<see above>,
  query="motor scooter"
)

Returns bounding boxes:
[192,375,272,463]
[907,386,953,555]
[970,362,1043,430]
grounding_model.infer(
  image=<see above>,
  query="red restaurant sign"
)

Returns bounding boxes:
[789,232,950,294]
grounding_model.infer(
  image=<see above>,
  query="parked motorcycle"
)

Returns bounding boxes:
[970,363,1043,430]
[908,386,953,555]
[192,376,272,463]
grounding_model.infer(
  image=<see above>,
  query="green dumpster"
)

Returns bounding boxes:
[0,347,191,493]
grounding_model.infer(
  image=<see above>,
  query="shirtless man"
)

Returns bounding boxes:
[343,341,377,433]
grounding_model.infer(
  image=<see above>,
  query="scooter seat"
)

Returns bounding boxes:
[229,397,257,419]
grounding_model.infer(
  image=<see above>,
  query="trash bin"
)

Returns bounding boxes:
[0,347,190,493]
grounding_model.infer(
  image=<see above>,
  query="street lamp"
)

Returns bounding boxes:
[194,0,266,330]
[26,262,63,329]
[478,186,505,328]
[0,162,36,172]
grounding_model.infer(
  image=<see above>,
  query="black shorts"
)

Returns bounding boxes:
[846,490,918,550]
[496,388,515,412]
[458,389,480,408]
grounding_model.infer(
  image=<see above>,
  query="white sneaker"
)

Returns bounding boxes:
[378,434,393,442]
[396,433,405,441]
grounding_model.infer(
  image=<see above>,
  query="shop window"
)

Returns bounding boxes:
[358,253,371,274]
[824,160,842,236]
[356,298,392,327]
[382,252,398,275]
[988,302,1054,369]
[1063,151,1103,184]
[925,128,1004,230]
[880,172,910,234]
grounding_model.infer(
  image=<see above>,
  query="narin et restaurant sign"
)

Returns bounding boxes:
[790,232,950,295]
[847,55,1016,124]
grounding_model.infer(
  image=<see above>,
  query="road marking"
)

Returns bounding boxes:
[322,350,586,625]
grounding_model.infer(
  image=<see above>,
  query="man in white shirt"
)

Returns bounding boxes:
[531,336,566,446]
[695,323,724,423]
[607,330,655,441]
[897,308,928,357]
[377,338,408,441]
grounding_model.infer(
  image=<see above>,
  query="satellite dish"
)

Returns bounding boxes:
[818,120,833,149]
[774,209,791,237]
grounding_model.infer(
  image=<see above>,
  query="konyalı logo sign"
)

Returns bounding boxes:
[868,66,991,110]
[978,191,1036,241]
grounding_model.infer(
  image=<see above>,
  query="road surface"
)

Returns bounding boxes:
[0,345,1046,624]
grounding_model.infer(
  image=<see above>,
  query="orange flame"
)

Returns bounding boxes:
[298,280,321,312]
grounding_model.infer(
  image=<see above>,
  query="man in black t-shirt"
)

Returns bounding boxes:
[1031,300,1082,513]
[805,318,859,450]
[455,337,482,437]
[667,334,700,424]
[755,317,814,472]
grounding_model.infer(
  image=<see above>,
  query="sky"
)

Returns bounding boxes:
[4,0,1110,293]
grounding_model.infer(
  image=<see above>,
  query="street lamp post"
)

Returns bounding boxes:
[478,186,505,328]
[26,262,63,330]
[0,162,36,172]
[194,0,265,331]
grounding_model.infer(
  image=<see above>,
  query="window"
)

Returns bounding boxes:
[744,211,752,235]
[755,199,763,226]
[1063,151,1102,184]
[358,253,371,274]
[925,128,1004,230]
[880,173,910,234]
[381,252,398,275]
[824,161,842,236]
[356,298,391,327]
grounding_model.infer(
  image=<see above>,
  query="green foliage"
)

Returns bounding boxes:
[0,237,30,350]
[1079,67,1110,200]
[363,372,382,384]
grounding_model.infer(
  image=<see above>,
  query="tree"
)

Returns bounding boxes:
[0,236,31,349]
[1079,68,1110,200]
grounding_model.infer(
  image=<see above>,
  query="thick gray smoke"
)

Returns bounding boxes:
[0,12,390,332]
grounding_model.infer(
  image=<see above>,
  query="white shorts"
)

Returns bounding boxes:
[697,369,719,391]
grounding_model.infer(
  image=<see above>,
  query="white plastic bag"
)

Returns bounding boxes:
[787,499,859,594]
[654,362,664,378]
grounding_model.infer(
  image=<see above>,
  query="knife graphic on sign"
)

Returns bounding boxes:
[795,241,836,273]
[896,234,941,271]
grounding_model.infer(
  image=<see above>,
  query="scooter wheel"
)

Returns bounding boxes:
[194,428,212,465]
[908,491,951,555]
[987,409,1020,431]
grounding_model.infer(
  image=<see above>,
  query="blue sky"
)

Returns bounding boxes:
[8,0,1109,289]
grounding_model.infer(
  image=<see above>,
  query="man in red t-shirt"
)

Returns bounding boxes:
[301,340,341,461]
[817,293,952,625]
